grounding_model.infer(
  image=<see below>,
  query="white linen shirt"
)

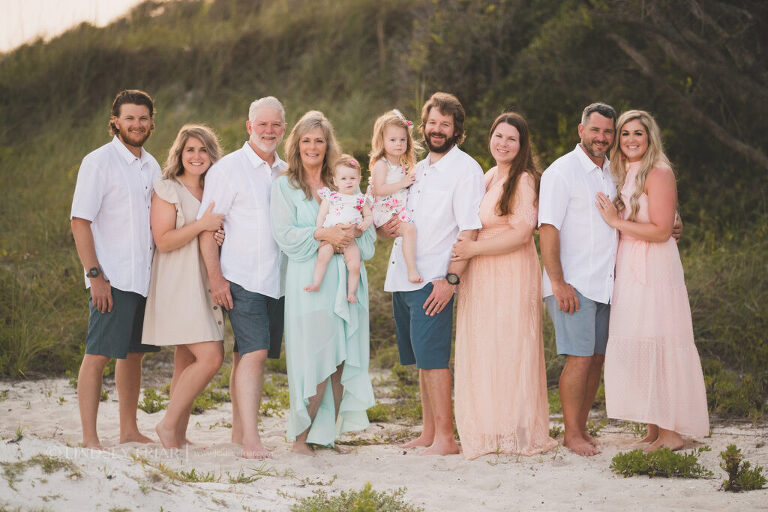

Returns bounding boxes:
[70,136,160,296]
[384,145,484,292]
[538,144,618,304]
[198,142,287,298]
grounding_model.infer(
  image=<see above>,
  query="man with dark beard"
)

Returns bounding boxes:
[71,90,161,449]
[381,92,484,456]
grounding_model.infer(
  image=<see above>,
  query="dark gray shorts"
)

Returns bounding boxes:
[545,289,609,357]
[228,281,284,358]
[393,282,453,370]
[85,288,159,359]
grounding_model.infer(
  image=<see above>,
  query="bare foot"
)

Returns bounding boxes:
[292,441,316,457]
[582,431,598,446]
[334,444,350,454]
[564,434,600,456]
[401,434,433,449]
[304,284,320,292]
[155,421,181,449]
[419,439,460,456]
[347,294,357,303]
[241,434,271,459]
[81,439,105,450]
[646,433,684,452]
[120,431,154,444]
[639,425,659,444]
[407,272,423,283]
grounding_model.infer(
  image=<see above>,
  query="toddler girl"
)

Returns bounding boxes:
[305,155,373,303]
[368,109,422,283]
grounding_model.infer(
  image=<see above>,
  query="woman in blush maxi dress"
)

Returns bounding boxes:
[269,111,375,452]
[599,110,708,450]
[453,113,557,460]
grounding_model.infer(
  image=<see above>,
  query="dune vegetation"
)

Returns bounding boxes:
[0,0,765,418]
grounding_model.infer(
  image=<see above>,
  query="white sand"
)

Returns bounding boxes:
[1,377,766,511]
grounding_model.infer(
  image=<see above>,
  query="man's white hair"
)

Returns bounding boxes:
[249,96,285,123]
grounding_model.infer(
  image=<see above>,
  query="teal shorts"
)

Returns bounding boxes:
[85,288,159,359]
[393,282,453,370]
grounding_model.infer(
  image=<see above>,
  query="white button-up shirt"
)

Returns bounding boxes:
[70,136,160,296]
[385,145,485,292]
[538,144,618,304]
[198,142,287,298]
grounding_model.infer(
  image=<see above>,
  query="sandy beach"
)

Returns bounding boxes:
[1,373,766,511]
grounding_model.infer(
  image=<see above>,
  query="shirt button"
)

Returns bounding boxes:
[217,320,223,325]
[213,305,218,310]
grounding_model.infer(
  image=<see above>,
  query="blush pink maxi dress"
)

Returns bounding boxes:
[454,169,557,460]
[604,162,709,437]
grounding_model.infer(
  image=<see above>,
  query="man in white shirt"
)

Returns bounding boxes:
[382,92,485,456]
[198,96,287,459]
[539,103,619,456]
[70,90,161,449]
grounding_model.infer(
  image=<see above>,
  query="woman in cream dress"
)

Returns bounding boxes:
[142,124,226,449]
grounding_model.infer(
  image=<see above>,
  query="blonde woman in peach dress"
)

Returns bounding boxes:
[596,110,709,451]
[452,112,557,459]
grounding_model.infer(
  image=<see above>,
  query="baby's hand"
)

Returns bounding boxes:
[400,173,416,188]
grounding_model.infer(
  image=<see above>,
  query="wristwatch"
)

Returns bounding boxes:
[87,267,101,278]
[445,273,460,285]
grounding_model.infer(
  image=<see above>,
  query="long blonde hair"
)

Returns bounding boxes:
[610,110,672,221]
[369,110,421,172]
[283,111,341,199]
[162,124,222,186]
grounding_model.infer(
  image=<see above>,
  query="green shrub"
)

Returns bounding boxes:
[610,447,713,479]
[137,387,167,414]
[703,360,765,419]
[291,482,423,512]
[720,444,767,492]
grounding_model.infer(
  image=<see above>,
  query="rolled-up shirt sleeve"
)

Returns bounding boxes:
[198,165,235,219]
[538,169,568,230]
[70,156,103,221]
[453,166,485,231]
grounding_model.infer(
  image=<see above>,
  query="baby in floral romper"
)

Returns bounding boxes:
[305,155,373,302]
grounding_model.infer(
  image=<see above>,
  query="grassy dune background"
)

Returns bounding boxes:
[0,0,765,419]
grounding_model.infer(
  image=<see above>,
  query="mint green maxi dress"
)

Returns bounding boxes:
[270,175,376,446]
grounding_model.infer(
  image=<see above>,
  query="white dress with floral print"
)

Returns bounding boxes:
[369,160,412,228]
[319,187,368,228]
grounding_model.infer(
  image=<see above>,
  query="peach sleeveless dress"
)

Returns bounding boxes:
[454,169,557,459]
[604,163,709,437]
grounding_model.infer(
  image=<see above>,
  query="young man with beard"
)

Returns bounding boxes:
[198,96,287,459]
[381,92,485,456]
[71,90,162,449]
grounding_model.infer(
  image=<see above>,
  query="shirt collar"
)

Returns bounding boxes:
[575,143,610,174]
[242,141,287,173]
[111,135,150,165]
[425,144,461,170]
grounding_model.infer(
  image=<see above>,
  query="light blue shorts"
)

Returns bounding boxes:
[545,289,609,357]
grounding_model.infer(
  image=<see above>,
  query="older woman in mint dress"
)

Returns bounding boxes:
[270,111,375,455]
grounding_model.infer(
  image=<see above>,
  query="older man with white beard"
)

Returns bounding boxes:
[198,97,288,459]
